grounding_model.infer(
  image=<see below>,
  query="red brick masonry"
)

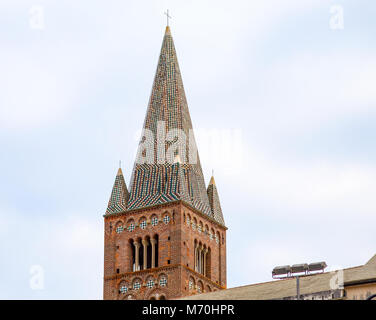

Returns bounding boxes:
[103,200,226,300]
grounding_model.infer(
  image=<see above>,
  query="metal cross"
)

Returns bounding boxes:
[164,9,171,26]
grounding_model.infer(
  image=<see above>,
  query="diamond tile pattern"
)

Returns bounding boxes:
[105,168,129,215]
[207,177,225,225]
[104,27,225,227]
[127,27,214,219]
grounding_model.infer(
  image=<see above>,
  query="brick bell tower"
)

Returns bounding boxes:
[103,26,227,300]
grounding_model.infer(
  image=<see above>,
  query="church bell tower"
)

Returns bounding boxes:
[103,25,227,300]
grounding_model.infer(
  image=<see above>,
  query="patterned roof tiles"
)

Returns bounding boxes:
[105,27,225,226]
[207,176,225,226]
[105,168,129,215]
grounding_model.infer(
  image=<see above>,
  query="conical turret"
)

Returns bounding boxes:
[105,168,129,215]
[207,175,225,226]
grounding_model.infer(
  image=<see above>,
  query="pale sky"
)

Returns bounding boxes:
[0,0,375,299]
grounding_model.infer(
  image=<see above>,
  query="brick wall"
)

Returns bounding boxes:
[103,201,226,300]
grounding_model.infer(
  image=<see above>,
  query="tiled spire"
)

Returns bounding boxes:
[207,175,225,226]
[127,26,212,216]
[106,168,129,215]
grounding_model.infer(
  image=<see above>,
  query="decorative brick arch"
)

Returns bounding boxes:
[115,220,124,233]
[197,280,204,293]
[188,276,195,292]
[150,214,159,227]
[198,221,203,233]
[122,293,136,300]
[131,277,142,291]
[116,280,129,299]
[145,275,156,289]
[144,287,168,300]
[158,273,168,288]
[138,216,147,229]
[126,218,135,232]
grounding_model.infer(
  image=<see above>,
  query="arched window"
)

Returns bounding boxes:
[129,239,135,272]
[194,240,198,272]
[159,274,168,287]
[132,279,142,290]
[197,242,203,274]
[163,214,170,224]
[198,221,203,233]
[151,215,158,227]
[127,219,135,232]
[145,236,152,269]
[188,277,195,291]
[130,235,159,271]
[192,218,197,231]
[146,276,155,289]
[119,281,128,294]
[139,217,147,230]
[115,221,123,234]
[216,232,220,245]
[194,241,209,276]
[197,281,203,293]
[152,234,159,268]
[130,237,143,271]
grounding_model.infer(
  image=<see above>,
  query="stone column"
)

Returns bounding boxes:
[194,244,197,271]
[195,246,198,272]
[142,239,149,270]
[134,240,140,271]
[196,247,199,272]
[150,238,156,268]
[198,244,202,274]
[202,248,204,274]
[203,248,208,277]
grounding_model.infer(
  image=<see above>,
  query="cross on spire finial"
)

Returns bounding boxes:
[164,9,171,26]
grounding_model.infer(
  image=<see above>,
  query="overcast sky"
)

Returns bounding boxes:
[1,0,375,299]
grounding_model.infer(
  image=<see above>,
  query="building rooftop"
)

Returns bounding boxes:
[181,255,376,300]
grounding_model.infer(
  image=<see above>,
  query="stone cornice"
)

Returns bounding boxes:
[104,264,180,281]
[104,263,226,290]
[180,201,227,230]
[183,265,226,290]
[103,200,227,230]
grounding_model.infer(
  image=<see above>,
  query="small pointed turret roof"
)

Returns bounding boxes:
[105,167,129,215]
[207,175,225,226]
